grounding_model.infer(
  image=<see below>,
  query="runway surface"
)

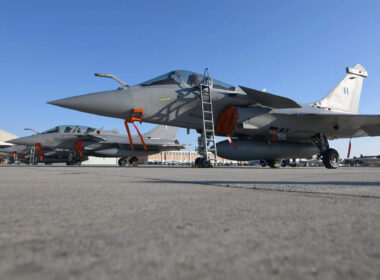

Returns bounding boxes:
[0,165,379,280]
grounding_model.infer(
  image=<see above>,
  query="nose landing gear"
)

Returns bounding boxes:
[194,157,211,168]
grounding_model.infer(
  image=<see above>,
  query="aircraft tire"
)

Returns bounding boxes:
[118,157,127,166]
[200,158,210,168]
[129,157,139,166]
[266,159,281,168]
[195,157,202,166]
[259,160,266,167]
[323,149,339,169]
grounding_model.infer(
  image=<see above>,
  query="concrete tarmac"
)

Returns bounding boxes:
[0,165,379,280]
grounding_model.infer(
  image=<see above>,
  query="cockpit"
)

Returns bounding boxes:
[41,125,96,134]
[139,70,236,91]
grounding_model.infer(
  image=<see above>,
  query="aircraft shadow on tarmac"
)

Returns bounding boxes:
[143,179,380,187]
[142,179,380,199]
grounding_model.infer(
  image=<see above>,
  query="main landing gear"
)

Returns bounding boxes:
[118,157,127,166]
[312,134,339,169]
[265,159,282,168]
[118,157,139,167]
[322,149,339,169]
[129,157,139,166]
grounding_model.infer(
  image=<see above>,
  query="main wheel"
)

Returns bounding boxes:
[118,157,127,166]
[129,157,139,166]
[323,149,339,169]
[266,159,281,168]
[259,160,266,167]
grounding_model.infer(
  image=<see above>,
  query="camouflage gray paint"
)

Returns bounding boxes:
[47,65,380,168]
[8,125,183,158]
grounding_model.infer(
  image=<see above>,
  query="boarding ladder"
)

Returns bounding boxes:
[197,68,218,165]
[29,146,36,165]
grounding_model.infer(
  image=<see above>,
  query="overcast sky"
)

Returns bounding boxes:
[1,0,380,157]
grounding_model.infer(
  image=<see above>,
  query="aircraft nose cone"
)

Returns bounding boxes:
[47,89,134,119]
[7,136,37,146]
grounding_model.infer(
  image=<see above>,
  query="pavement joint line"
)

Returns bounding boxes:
[2,166,380,199]
[143,177,380,200]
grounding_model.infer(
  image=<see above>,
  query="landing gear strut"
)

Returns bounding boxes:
[67,152,81,166]
[312,134,339,169]
[266,159,281,168]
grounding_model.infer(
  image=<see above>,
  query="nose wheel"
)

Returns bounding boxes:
[194,157,211,168]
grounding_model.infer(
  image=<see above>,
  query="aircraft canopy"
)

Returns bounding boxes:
[139,70,235,91]
[42,125,96,134]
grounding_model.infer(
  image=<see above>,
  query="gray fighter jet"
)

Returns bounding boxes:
[48,64,380,168]
[0,145,29,164]
[0,144,74,165]
[8,125,183,166]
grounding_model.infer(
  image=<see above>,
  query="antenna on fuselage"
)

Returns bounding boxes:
[94,73,128,88]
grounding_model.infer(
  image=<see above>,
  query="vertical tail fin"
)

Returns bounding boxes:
[143,125,178,139]
[312,64,368,114]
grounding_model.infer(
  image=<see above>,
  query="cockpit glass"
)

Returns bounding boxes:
[140,72,182,86]
[212,79,235,91]
[139,70,235,91]
[64,127,72,133]
[41,125,96,134]
[41,127,59,134]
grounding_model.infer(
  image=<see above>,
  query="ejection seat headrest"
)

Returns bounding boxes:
[187,74,203,88]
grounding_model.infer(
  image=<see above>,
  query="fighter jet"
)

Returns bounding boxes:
[0,145,29,164]
[343,155,380,167]
[0,144,82,165]
[8,125,184,166]
[48,64,380,168]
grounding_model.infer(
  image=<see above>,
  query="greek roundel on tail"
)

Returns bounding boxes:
[311,64,368,114]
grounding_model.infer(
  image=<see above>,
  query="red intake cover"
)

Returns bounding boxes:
[215,106,238,135]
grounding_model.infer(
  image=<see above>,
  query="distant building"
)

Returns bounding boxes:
[83,151,238,165]
[82,157,118,165]
[145,151,237,164]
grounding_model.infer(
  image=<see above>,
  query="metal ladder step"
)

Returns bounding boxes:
[196,68,218,165]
